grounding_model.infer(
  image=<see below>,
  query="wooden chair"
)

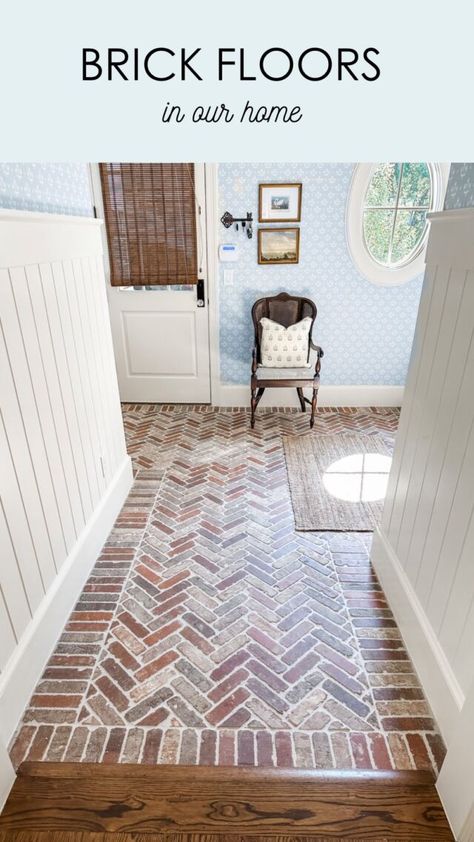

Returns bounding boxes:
[250,292,324,428]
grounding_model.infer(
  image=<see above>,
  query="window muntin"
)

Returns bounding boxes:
[346,163,449,287]
[362,163,432,268]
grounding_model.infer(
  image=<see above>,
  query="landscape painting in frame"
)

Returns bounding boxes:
[259,182,302,222]
[258,227,300,265]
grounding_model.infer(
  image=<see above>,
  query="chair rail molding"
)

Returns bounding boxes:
[0,210,133,799]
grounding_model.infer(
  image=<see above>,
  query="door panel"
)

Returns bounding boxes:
[109,288,210,402]
[95,163,211,404]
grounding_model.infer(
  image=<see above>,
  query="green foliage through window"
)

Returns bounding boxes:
[363,163,432,267]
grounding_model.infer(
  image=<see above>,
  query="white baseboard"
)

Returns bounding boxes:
[214,384,404,408]
[370,528,464,745]
[0,740,15,812]
[0,455,133,747]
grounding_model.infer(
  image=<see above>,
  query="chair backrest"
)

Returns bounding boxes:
[252,292,317,364]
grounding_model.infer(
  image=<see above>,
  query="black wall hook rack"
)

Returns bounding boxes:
[220,211,253,239]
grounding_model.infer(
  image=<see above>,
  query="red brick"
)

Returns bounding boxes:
[210,650,249,682]
[426,733,446,772]
[142,729,163,764]
[30,694,82,709]
[180,729,198,764]
[256,730,273,766]
[180,625,213,655]
[218,731,235,765]
[331,732,352,768]
[144,619,181,647]
[9,726,36,768]
[208,668,249,704]
[109,640,141,672]
[275,731,293,767]
[406,733,432,770]
[159,570,190,589]
[350,734,371,768]
[25,725,54,761]
[369,733,392,770]
[118,611,149,639]
[312,733,332,769]
[237,730,255,765]
[199,729,217,765]
[135,650,179,681]
[382,717,435,731]
[96,676,129,711]
[207,687,250,725]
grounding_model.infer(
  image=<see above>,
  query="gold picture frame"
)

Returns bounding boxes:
[258,182,302,223]
[258,227,300,265]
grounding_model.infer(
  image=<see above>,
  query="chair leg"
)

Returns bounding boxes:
[250,387,265,428]
[297,387,306,413]
[250,387,257,428]
[310,387,318,428]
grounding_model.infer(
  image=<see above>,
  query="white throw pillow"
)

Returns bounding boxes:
[260,316,312,368]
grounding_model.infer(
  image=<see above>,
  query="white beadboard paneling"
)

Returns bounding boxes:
[409,272,474,601]
[62,257,107,498]
[40,261,93,520]
[0,288,58,587]
[381,264,436,535]
[8,264,76,555]
[0,210,132,758]
[26,263,84,537]
[0,589,16,672]
[371,208,474,743]
[395,268,466,576]
[79,255,116,480]
[0,456,132,746]
[51,260,101,508]
[0,501,31,643]
[453,594,474,693]
[0,407,45,612]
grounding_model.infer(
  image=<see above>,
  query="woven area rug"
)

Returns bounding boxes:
[283,433,393,531]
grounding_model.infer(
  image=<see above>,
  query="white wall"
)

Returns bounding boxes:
[371,208,474,836]
[0,211,132,794]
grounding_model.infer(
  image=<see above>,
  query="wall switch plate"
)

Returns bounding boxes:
[223,269,234,287]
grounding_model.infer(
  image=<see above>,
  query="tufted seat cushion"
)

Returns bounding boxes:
[256,366,317,380]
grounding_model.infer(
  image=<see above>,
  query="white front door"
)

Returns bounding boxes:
[94,164,211,403]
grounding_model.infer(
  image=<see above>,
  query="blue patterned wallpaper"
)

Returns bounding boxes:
[218,163,424,386]
[0,163,93,216]
[444,163,474,210]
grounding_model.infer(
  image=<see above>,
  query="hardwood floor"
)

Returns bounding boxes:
[0,763,454,841]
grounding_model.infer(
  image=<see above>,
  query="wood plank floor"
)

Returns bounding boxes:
[0,763,454,841]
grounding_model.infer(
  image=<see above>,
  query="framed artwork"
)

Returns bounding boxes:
[258,227,300,265]
[258,182,302,222]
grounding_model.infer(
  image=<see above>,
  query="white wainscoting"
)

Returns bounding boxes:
[0,211,133,766]
[371,208,474,747]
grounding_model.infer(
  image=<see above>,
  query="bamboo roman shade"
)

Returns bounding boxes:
[99,163,198,286]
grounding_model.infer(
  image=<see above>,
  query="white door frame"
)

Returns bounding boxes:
[88,162,220,404]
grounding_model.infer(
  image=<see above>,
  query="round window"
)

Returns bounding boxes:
[347,163,450,286]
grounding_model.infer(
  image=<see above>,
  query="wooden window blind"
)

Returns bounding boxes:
[99,163,198,286]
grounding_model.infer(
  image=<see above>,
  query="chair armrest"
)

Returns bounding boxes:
[310,341,323,376]
[310,340,324,358]
[251,346,258,375]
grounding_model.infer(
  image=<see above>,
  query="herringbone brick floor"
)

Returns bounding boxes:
[10,405,446,773]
